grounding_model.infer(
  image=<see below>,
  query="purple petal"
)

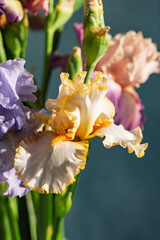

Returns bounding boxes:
[3,168,30,198]
[74,23,83,48]
[51,54,69,72]
[0,59,37,102]
[0,59,37,137]
[114,88,145,130]
[0,127,34,197]
[105,74,122,112]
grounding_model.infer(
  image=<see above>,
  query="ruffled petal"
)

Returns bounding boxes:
[0,59,37,137]
[46,72,115,140]
[0,129,32,197]
[14,131,89,194]
[3,168,30,198]
[92,122,148,158]
[0,59,37,102]
[96,31,160,88]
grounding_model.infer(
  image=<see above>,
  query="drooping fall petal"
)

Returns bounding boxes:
[14,131,89,194]
[91,122,148,158]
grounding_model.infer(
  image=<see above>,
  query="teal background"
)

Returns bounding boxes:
[26,0,160,239]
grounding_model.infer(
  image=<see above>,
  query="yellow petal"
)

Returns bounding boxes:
[93,123,148,158]
[14,132,89,194]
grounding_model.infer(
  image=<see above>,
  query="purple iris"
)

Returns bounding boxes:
[0,58,37,138]
[0,58,37,197]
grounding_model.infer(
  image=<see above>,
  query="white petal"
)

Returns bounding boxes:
[93,123,148,158]
[14,132,89,193]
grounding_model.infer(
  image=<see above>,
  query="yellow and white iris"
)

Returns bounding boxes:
[14,72,148,194]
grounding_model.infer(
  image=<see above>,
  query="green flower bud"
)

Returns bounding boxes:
[48,0,76,31]
[3,24,21,58]
[83,26,110,67]
[54,192,72,218]
[83,0,105,28]
[83,0,110,82]
[3,13,28,58]
[74,0,84,12]
[66,46,83,79]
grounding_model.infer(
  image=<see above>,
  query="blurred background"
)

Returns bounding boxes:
[26,0,160,239]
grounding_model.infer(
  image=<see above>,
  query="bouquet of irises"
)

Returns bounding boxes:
[0,0,160,239]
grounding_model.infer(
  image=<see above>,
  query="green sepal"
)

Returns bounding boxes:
[83,0,105,29]
[83,26,109,67]
[66,46,83,79]
[83,6,104,29]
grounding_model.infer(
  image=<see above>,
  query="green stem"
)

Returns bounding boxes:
[52,26,63,53]
[0,196,12,240]
[52,217,64,240]
[40,0,54,107]
[18,196,31,240]
[4,197,21,240]
[85,63,95,83]
[37,194,53,240]
[41,28,55,106]
[0,31,7,62]
[26,192,38,240]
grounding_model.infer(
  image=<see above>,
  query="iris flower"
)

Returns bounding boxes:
[14,72,148,194]
[74,24,160,130]
[0,58,38,197]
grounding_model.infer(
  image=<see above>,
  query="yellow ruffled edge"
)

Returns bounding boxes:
[14,131,89,194]
[89,126,148,158]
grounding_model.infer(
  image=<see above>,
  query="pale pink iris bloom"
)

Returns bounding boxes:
[74,24,160,130]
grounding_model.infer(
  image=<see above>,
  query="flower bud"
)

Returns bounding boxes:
[83,0,110,82]
[66,46,83,79]
[3,13,28,58]
[3,0,24,23]
[48,0,76,31]
[54,192,72,218]
[83,0,104,28]
[83,26,110,67]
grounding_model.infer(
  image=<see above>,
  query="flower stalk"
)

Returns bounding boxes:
[0,31,7,62]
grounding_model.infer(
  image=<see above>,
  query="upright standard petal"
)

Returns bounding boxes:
[46,72,115,140]
[14,131,89,194]
[0,59,37,137]
[0,59,37,102]
[96,31,160,87]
